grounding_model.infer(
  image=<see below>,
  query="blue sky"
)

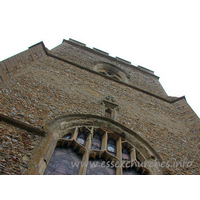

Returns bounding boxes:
[1,0,200,117]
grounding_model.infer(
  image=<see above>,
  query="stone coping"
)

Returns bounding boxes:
[0,113,46,136]
[63,39,159,78]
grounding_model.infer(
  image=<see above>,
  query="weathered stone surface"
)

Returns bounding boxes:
[0,40,199,175]
[0,121,42,175]
[51,42,167,98]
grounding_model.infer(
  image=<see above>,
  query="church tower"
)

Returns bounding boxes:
[0,39,199,175]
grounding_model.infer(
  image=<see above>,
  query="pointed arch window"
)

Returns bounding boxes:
[44,126,151,175]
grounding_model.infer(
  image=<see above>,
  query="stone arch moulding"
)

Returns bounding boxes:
[94,62,130,83]
[25,114,164,175]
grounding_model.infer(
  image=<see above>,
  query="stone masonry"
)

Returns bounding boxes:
[0,39,199,175]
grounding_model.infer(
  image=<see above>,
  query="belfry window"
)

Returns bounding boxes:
[99,68,122,81]
[44,126,151,175]
[94,62,129,83]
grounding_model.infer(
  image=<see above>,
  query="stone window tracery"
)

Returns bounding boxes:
[44,126,151,175]
[99,68,122,81]
[107,138,116,156]
[91,133,101,150]
[77,131,86,146]
[122,145,130,161]
[94,62,129,83]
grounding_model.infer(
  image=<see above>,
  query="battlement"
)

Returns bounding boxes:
[137,65,154,75]
[0,39,157,85]
[63,38,156,77]
[68,38,86,47]
[0,39,178,103]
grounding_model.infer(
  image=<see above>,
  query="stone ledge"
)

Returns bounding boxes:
[116,56,132,65]
[93,47,109,56]
[0,113,46,136]
[68,38,86,47]
[137,65,154,74]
